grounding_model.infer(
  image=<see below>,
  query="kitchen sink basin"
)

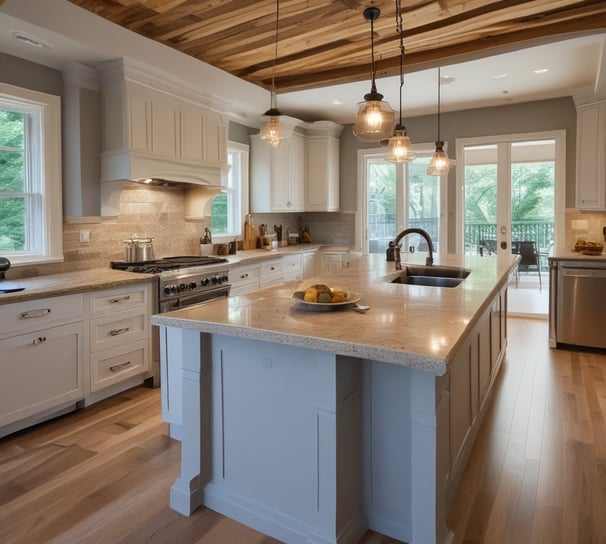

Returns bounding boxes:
[389,265,470,288]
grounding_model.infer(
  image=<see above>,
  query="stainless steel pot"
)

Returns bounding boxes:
[123,237,155,262]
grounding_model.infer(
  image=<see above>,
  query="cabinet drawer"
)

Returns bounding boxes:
[90,340,149,392]
[230,265,260,286]
[260,259,283,277]
[89,285,149,318]
[0,294,83,339]
[0,322,84,427]
[282,254,302,271]
[89,311,149,352]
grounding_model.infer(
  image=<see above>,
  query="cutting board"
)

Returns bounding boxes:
[244,220,257,250]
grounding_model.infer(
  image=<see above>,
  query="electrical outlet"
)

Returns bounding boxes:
[79,230,90,243]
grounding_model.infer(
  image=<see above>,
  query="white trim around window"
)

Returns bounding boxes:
[0,82,63,266]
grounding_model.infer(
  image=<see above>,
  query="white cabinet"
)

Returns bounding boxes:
[229,263,261,296]
[302,251,317,278]
[250,132,305,212]
[85,284,152,401]
[576,101,606,210]
[318,249,357,274]
[0,294,84,436]
[305,122,342,211]
[259,259,284,288]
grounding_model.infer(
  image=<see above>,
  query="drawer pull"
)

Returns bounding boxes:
[32,336,47,345]
[109,361,132,372]
[108,295,131,304]
[20,308,51,319]
[240,273,248,279]
[109,326,131,336]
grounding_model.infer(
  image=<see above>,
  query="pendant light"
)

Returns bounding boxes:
[385,0,415,163]
[427,67,451,175]
[259,0,284,148]
[353,7,395,142]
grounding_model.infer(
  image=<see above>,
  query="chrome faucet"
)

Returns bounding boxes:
[391,228,435,270]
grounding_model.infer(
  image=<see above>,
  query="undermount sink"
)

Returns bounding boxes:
[389,265,471,288]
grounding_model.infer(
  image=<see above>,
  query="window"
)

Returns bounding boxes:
[0,83,62,265]
[210,141,249,239]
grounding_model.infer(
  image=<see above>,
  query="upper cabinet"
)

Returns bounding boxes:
[576,101,606,210]
[250,131,306,213]
[305,121,342,212]
[250,120,342,213]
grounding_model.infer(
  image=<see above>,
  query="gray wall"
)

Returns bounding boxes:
[0,52,63,95]
[339,97,577,251]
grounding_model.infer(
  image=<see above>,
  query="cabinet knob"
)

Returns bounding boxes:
[32,336,47,345]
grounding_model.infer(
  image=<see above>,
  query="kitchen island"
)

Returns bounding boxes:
[152,253,518,544]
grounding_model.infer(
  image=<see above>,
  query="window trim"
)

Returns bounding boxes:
[211,140,249,243]
[0,82,62,266]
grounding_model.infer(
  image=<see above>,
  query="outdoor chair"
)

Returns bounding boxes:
[515,240,541,289]
[479,239,497,256]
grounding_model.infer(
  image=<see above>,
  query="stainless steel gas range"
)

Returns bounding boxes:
[111,256,231,385]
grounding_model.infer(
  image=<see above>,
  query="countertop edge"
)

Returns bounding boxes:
[150,314,447,375]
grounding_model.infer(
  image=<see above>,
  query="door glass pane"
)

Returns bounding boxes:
[368,161,396,254]
[408,156,440,253]
[463,145,497,255]
[510,140,555,265]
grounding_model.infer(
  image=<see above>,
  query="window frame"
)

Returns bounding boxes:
[210,140,249,243]
[0,82,62,266]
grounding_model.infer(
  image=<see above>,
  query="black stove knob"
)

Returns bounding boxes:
[221,274,229,283]
[178,283,186,292]
[164,286,172,295]
[201,277,210,286]
[189,281,197,290]
[212,274,220,284]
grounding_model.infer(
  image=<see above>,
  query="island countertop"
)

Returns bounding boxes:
[152,253,518,375]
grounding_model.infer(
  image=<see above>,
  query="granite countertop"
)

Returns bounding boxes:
[222,244,326,267]
[548,247,606,262]
[151,253,519,375]
[0,268,156,304]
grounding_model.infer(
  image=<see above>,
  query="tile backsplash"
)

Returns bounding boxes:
[9,185,208,280]
[565,209,606,248]
[7,185,355,280]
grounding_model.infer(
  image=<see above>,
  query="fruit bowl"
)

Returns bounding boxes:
[291,290,361,311]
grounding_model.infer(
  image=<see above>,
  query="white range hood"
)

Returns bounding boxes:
[98,58,229,216]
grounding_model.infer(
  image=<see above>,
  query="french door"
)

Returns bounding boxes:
[360,147,447,255]
[456,131,565,258]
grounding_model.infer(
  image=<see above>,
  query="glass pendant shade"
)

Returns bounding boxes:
[427,141,450,175]
[353,90,395,142]
[353,7,394,142]
[385,127,415,163]
[260,101,283,149]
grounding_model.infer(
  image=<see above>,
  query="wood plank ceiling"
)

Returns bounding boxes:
[67,0,606,93]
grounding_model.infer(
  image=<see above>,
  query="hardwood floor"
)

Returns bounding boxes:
[1,317,605,544]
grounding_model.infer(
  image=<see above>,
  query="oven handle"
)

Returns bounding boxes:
[159,286,230,313]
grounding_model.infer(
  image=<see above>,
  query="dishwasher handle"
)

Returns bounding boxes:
[559,267,606,278]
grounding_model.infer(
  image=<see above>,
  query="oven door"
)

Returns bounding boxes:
[159,285,230,313]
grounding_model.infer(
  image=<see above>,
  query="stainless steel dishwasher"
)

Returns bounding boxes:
[552,261,606,349]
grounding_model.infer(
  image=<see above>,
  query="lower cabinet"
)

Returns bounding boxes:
[318,249,358,274]
[0,294,84,437]
[229,263,261,295]
[84,283,152,404]
[444,285,507,506]
[0,281,153,437]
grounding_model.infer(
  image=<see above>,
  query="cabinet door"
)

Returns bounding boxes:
[302,252,316,279]
[321,253,344,274]
[0,322,84,428]
[149,91,179,159]
[306,136,339,211]
[576,102,606,210]
[288,132,305,210]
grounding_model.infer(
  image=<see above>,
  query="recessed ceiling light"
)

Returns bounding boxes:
[492,73,508,80]
[11,31,52,49]
[533,68,549,75]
